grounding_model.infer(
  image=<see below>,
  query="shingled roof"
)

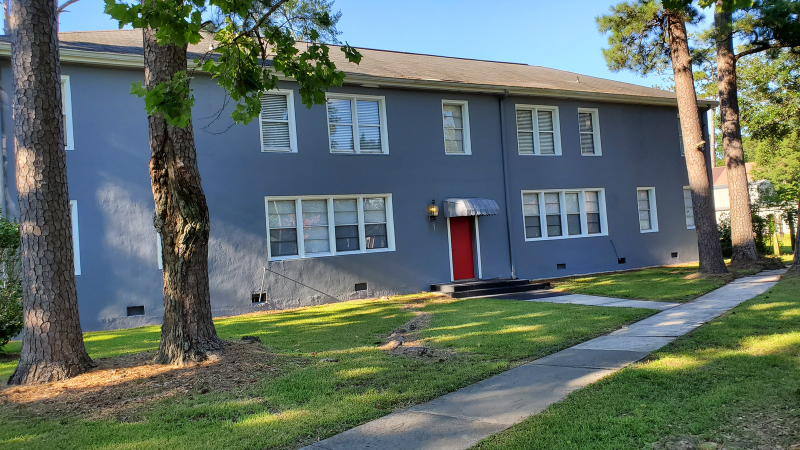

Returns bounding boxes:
[1,29,713,106]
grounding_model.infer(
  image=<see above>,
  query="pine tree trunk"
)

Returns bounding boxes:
[788,213,795,252]
[666,12,728,275]
[715,9,758,266]
[7,0,93,385]
[143,29,224,365]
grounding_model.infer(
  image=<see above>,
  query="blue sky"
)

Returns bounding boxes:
[51,0,712,88]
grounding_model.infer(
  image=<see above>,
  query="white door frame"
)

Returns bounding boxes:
[446,216,483,282]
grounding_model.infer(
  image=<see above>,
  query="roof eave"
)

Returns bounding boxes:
[0,43,719,108]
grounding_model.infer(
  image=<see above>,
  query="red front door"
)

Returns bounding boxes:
[450,217,475,280]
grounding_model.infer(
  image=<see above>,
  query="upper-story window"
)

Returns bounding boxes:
[578,108,601,156]
[683,187,695,229]
[326,94,389,154]
[637,187,659,233]
[265,194,395,261]
[61,75,74,150]
[516,105,561,156]
[442,100,471,155]
[521,189,607,241]
[260,90,297,152]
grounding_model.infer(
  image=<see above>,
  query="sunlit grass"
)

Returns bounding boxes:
[554,264,729,302]
[0,293,651,449]
[475,274,800,450]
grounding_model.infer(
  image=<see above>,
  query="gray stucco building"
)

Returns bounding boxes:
[0,31,715,331]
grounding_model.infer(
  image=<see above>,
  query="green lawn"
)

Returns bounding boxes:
[0,294,651,449]
[475,273,800,450]
[554,264,729,302]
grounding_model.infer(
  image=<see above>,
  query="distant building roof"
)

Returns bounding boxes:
[712,162,757,187]
[0,30,718,107]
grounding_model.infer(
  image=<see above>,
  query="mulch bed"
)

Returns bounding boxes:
[0,341,286,422]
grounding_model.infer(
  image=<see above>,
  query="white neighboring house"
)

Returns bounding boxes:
[712,162,789,234]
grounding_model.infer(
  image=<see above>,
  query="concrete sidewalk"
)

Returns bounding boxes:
[304,269,785,450]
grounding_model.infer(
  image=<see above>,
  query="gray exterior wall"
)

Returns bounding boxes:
[0,59,710,332]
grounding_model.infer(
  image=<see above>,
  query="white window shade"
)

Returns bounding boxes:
[578,108,601,156]
[260,91,297,152]
[266,194,395,260]
[516,105,561,155]
[522,189,607,241]
[326,95,388,154]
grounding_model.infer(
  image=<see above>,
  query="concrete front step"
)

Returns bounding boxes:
[431,278,551,299]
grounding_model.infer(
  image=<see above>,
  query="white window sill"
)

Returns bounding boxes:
[524,232,608,242]
[445,152,472,156]
[581,153,602,157]
[518,153,562,157]
[330,151,389,156]
[686,226,696,230]
[262,148,297,153]
[640,229,659,234]
[269,248,395,262]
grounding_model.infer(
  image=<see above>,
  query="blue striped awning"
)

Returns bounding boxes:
[443,198,500,217]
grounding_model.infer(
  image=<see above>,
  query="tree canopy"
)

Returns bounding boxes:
[105,0,362,127]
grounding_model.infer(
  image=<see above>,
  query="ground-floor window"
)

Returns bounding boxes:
[265,194,395,260]
[521,189,607,241]
[683,187,695,229]
[637,187,659,233]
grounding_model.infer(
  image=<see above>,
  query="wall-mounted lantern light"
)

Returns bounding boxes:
[428,199,439,229]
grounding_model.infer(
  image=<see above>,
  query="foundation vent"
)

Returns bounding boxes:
[127,306,145,316]
[252,293,266,303]
[671,252,679,258]
[556,263,567,270]
[355,283,368,292]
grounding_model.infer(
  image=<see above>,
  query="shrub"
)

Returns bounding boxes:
[719,213,733,258]
[718,208,770,258]
[0,214,21,349]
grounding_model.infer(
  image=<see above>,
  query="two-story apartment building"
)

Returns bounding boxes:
[0,30,715,331]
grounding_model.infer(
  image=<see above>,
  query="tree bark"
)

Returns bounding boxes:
[788,212,795,252]
[715,9,759,265]
[143,28,223,365]
[666,12,728,275]
[7,0,93,385]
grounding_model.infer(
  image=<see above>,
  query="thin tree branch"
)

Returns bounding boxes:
[56,0,80,14]
[735,42,786,61]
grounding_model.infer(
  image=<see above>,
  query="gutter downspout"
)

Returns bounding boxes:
[498,90,516,279]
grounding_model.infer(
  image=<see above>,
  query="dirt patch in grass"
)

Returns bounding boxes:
[653,408,800,449]
[380,312,453,360]
[0,340,291,422]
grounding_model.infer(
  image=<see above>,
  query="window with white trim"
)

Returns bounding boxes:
[683,187,695,229]
[577,108,601,156]
[442,100,470,155]
[326,94,388,154]
[521,189,607,241]
[516,105,561,155]
[637,188,659,232]
[70,200,81,275]
[260,91,297,152]
[266,195,394,260]
[61,75,74,150]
